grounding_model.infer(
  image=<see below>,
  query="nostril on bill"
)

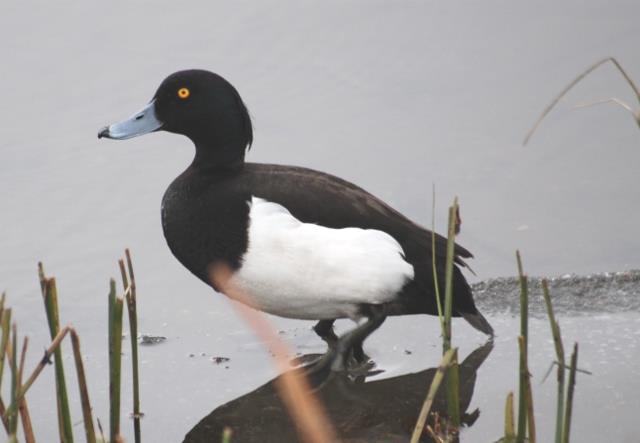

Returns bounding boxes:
[135,113,145,121]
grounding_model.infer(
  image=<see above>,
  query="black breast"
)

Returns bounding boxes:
[161,167,251,287]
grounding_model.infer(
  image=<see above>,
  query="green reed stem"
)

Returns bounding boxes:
[563,343,578,443]
[542,279,566,443]
[109,279,124,443]
[518,336,536,443]
[37,262,46,294]
[410,347,457,443]
[446,350,461,428]
[515,251,528,442]
[42,277,74,443]
[443,198,461,428]
[443,198,458,354]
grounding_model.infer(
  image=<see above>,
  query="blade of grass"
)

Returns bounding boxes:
[121,250,142,443]
[542,279,566,443]
[518,336,536,443]
[42,277,74,443]
[108,279,124,443]
[515,251,528,441]
[562,343,579,443]
[431,185,444,332]
[410,347,457,443]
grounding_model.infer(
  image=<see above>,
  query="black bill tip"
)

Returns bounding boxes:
[97,126,110,139]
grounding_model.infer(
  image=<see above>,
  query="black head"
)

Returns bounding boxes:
[99,69,253,169]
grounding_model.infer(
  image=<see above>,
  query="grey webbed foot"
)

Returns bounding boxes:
[329,307,387,372]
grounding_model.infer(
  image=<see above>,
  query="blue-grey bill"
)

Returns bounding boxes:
[98,100,162,139]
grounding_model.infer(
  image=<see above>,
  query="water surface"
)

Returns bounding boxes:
[1,2,639,442]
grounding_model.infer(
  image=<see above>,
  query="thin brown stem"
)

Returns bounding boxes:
[524,57,640,145]
[210,263,336,443]
[10,326,72,413]
[0,397,10,433]
[70,329,97,443]
[16,337,35,443]
[563,343,579,443]
[410,347,457,443]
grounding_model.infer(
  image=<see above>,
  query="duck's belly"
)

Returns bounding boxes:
[228,197,414,320]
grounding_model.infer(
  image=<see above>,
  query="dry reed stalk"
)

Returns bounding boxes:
[504,391,515,440]
[15,336,35,443]
[70,329,97,443]
[524,57,640,145]
[410,347,457,443]
[108,279,124,443]
[10,326,71,412]
[120,249,142,443]
[209,263,336,443]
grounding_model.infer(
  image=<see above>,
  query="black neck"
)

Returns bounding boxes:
[192,139,246,172]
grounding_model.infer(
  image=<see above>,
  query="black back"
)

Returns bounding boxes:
[162,161,481,320]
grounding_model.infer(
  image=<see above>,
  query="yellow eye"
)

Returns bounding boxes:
[178,87,190,99]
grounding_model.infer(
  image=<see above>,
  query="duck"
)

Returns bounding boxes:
[98,69,492,370]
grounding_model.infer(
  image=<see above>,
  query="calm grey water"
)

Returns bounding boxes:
[1,2,639,442]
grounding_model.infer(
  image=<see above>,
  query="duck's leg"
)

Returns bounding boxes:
[314,319,367,363]
[330,306,387,371]
[313,319,338,347]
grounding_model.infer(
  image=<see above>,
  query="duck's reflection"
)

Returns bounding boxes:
[184,341,493,443]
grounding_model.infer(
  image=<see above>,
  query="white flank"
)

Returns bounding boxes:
[229,197,414,320]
